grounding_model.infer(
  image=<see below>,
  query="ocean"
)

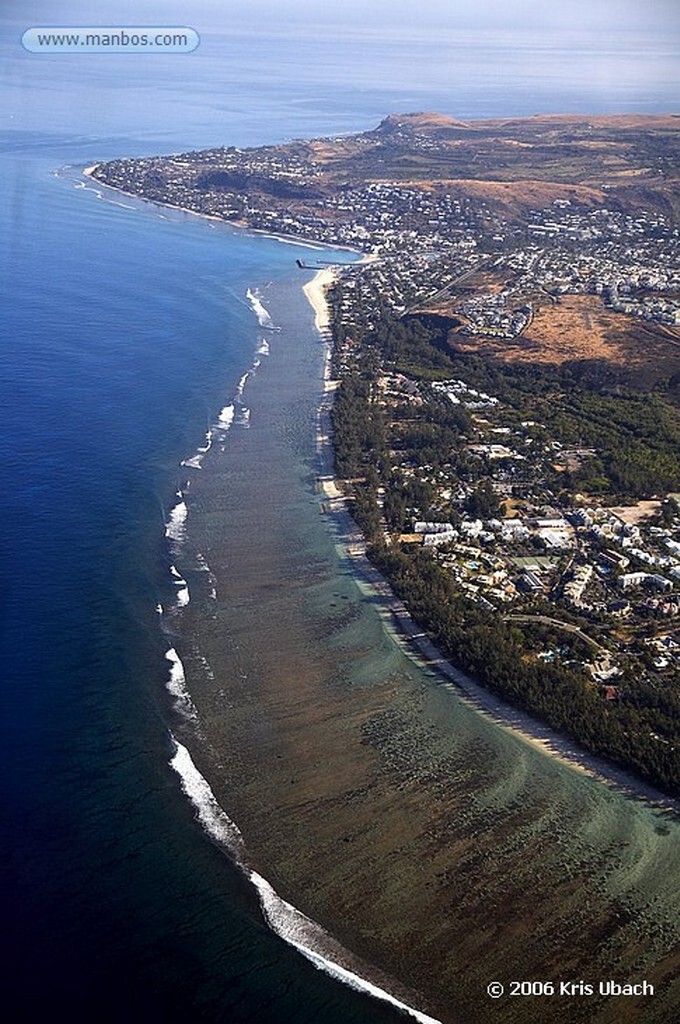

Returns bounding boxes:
[1,4,679,1022]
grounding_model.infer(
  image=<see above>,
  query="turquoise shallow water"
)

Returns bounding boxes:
[0,136,401,1021]
[2,2,679,1020]
[168,273,680,1024]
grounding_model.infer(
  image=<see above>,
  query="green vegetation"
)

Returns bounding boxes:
[340,303,680,499]
[371,544,680,793]
[330,299,680,795]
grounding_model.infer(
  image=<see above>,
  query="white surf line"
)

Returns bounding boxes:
[181,426,213,469]
[169,563,190,608]
[180,291,272,464]
[165,491,188,544]
[260,234,327,250]
[236,369,250,399]
[197,428,213,454]
[245,286,275,329]
[164,650,197,719]
[217,403,235,429]
[251,872,443,1024]
[79,169,137,209]
[169,738,247,859]
[168,739,442,1024]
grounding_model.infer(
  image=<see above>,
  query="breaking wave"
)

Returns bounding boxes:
[164,649,196,718]
[165,492,188,546]
[246,286,275,329]
[168,739,442,1024]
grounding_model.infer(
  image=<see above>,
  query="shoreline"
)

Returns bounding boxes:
[81,161,680,1020]
[154,225,679,1024]
[83,164,367,255]
[78,132,680,1024]
[162,266,451,1023]
[84,163,447,1018]
[305,266,680,819]
[303,254,378,335]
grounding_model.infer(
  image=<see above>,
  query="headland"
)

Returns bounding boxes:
[92,111,680,797]
[92,114,680,1022]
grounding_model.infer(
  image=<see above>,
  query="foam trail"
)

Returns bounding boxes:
[217,404,235,429]
[80,171,139,211]
[168,564,191,606]
[236,371,249,399]
[213,341,267,442]
[197,429,213,454]
[251,875,442,1023]
[220,382,251,430]
[168,740,442,1024]
[165,493,188,543]
[195,654,215,680]
[164,650,196,717]
[246,287,275,329]
[195,553,218,600]
[87,187,136,211]
[169,738,245,855]
[181,427,213,469]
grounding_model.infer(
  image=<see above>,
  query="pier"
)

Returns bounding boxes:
[296,258,345,269]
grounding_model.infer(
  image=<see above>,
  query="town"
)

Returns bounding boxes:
[91,112,680,792]
[327,234,680,791]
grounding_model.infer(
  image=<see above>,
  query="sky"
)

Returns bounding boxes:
[2,0,679,35]
[1,0,677,144]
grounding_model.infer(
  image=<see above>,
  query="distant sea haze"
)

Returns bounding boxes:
[0,133,408,1021]
[1,5,679,1022]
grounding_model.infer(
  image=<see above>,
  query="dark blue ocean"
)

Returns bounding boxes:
[1,2,677,1021]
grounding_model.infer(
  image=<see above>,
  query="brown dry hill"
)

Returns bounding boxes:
[340,111,680,221]
[96,110,680,225]
[449,294,680,387]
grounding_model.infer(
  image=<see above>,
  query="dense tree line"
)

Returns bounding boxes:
[356,308,680,498]
[331,373,385,478]
[329,300,680,794]
[371,545,680,794]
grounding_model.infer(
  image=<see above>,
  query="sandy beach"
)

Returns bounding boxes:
[305,264,680,818]
[159,248,680,1024]
[303,267,337,333]
[83,167,680,1022]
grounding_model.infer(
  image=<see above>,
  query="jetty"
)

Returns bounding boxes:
[296,258,344,270]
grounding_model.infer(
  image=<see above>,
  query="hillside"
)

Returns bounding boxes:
[92,111,680,226]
